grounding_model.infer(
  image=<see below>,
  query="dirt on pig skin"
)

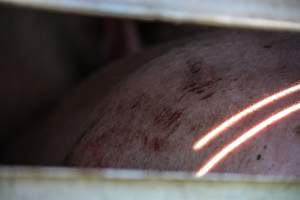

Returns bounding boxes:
[27,30,300,177]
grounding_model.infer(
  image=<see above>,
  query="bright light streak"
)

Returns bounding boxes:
[193,82,300,151]
[195,102,300,177]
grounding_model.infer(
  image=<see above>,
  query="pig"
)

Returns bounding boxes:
[18,30,300,177]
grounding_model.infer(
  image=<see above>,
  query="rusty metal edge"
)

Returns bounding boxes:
[1,0,300,32]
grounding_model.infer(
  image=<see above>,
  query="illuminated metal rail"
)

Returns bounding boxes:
[0,167,300,200]
[1,0,300,31]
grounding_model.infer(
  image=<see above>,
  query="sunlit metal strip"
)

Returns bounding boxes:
[1,0,300,31]
[0,167,300,200]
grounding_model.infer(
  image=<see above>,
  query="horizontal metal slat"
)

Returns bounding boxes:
[0,167,299,200]
[1,0,300,31]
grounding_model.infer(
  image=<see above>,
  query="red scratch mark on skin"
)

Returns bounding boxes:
[196,102,300,177]
[193,82,300,151]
